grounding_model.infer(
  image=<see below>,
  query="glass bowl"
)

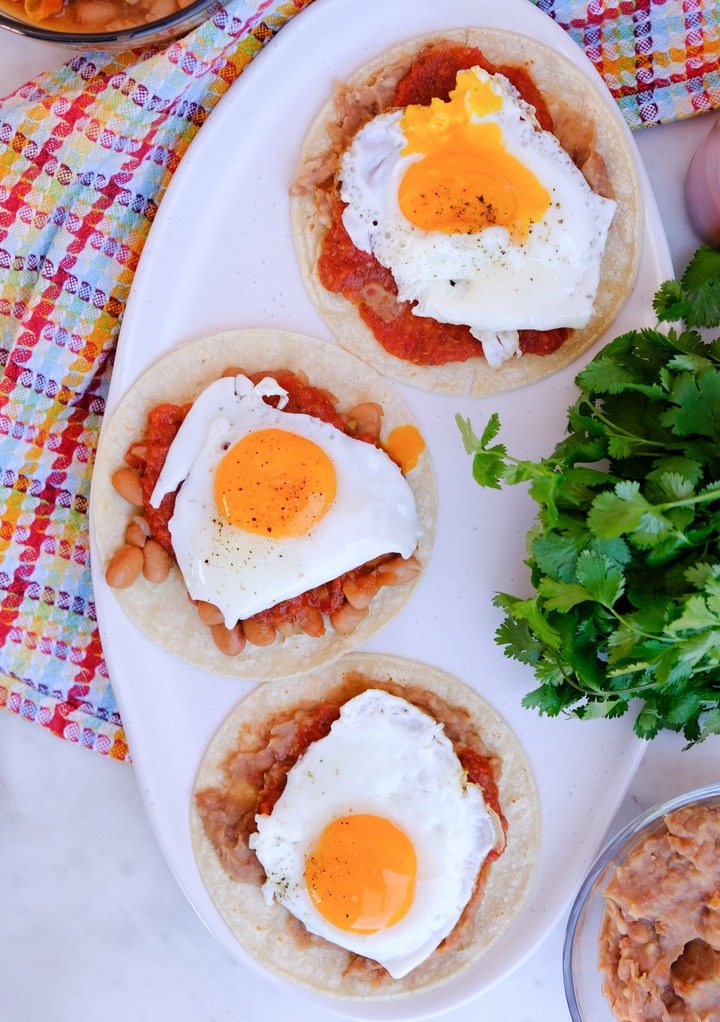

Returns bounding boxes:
[563,783,720,1022]
[0,0,218,49]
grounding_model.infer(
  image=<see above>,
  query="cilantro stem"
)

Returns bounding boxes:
[551,653,659,699]
[581,402,689,456]
[653,489,720,512]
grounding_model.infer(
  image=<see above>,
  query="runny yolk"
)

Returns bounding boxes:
[214,428,336,538]
[305,815,416,933]
[398,68,550,241]
[382,424,425,473]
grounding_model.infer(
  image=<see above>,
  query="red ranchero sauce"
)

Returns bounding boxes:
[125,402,191,555]
[316,44,569,366]
[123,370,389,630]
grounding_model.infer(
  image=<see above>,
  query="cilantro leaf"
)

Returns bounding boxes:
[586,482,652,538]
[681,245,720,327]
[653,279,690,323]
[663,369,720,440]
[575,551,625,606]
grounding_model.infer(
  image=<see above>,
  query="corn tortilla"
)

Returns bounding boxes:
[92,330,437,680]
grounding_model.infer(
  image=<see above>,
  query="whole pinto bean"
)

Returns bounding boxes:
[329,601,368,634]
[142,540,172,583]
[125,517,149,548]
[210,622,245,657]
[376,554,422,586]
[106,544,144,588]
[241,618,277,647]
[294,605,325,637]
[196,600,225,626]
[112,467,144,507]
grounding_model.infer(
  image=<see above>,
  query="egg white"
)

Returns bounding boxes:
[339,66,616,367]
[250,688,498,979]
[150,375,420,626]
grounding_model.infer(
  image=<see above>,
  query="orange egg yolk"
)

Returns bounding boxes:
[305,815,416,933]
[382,424,425,473]
[398,69,550,241]
[214,428,336,538]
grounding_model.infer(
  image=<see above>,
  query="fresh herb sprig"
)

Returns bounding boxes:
[458,246,720,745]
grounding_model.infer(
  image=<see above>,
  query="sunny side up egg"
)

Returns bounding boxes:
[149,375,420,627]
[250,688,499,979]
[339,65,617,368]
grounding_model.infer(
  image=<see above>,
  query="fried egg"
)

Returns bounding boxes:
[150,375,420,626]
[250,688,499,978]
[339,65,616,367]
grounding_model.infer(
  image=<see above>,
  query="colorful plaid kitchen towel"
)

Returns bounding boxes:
[537,0,720,127]
[1,0,719,762]
[0,0,314,762]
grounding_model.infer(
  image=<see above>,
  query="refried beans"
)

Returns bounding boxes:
[598,803,720,1022]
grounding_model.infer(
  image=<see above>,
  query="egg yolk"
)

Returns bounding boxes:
[214,428,336,538]
[398,68,550,241]
[382,424,425,473]
[305,815,416,933]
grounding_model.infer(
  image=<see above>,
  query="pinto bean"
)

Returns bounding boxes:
[112,467,144,507]
[343,555,421,608]
[105,543,143,589]
[376,555,422,586]
[241,618,277,647]
[342,573,382,610]
[25,0,63,18]
[329,601,369,634]
[125,517,149,548]
[295,605,325,638]
[196,600,225,626]
[222,366,247,379]
[210,622,246,657]
[142,0,177,19]
[68,0,117,24]
[275,620,296,638]
[142,539,172,583]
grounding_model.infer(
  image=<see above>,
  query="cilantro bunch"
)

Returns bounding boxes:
[458,246,720,745]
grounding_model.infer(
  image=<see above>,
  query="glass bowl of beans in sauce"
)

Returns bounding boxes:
[0,0,217,48]
[563,783,720,1022]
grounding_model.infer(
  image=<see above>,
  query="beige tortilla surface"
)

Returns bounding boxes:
[291,28,644,396]
[190,652,541,1001]
[92,330,437,680]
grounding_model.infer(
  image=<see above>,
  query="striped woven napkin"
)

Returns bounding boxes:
[1,0,718,761]
[540,0,720,127]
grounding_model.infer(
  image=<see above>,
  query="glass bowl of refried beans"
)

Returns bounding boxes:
[563,784,720,1022]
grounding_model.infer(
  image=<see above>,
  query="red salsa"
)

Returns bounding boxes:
[316,43,570,366]
[125,402,190,556]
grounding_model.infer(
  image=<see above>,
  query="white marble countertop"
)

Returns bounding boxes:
[1,28,719,1022]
